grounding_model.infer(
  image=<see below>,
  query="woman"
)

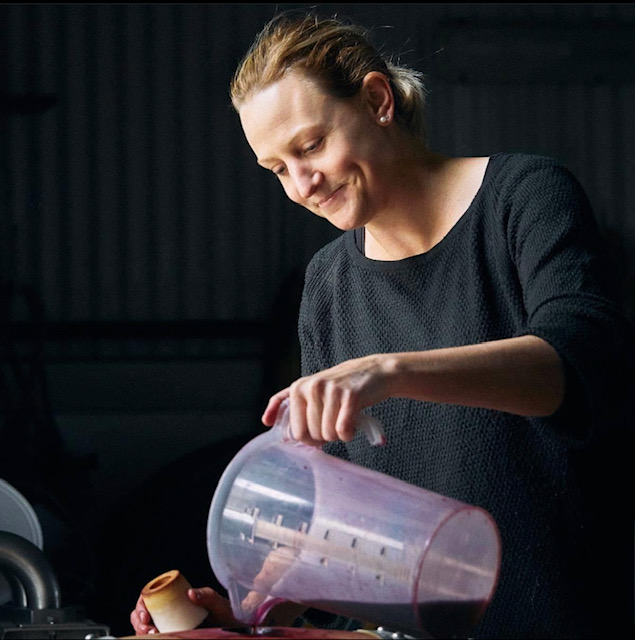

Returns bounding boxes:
[131,12,632,638]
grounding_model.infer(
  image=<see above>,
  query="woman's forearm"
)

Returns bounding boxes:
[263,334,565,443]
[384,334,565,417]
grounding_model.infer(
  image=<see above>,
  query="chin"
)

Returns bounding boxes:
[320,209,365,232]
[326,220,358,232]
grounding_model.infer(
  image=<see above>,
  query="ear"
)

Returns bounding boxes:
[361,71,394,125]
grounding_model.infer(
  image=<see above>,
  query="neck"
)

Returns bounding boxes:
[364,150,451,260]
[363,152,489,261]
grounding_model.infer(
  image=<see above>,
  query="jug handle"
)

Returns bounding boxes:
[274,398,386,446]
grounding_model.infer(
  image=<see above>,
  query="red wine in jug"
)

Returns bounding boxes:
[305,598,486,639]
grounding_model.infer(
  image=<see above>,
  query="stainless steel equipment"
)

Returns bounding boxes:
[0,531,110,639]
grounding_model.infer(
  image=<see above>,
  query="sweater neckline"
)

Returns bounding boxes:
[346,153,503,271]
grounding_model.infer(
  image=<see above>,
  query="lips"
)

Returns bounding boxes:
[316,185,344,209]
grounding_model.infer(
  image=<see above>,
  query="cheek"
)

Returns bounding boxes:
[332,142,359,171]
[334,137,376,180]
[281,180,301,204]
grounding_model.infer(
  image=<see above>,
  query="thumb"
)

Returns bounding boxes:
[188,588,237,626]
[261,389,290,427]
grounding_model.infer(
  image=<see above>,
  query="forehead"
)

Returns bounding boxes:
[238,71,342,161]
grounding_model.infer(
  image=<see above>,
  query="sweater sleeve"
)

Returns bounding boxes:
[504,157,632,438]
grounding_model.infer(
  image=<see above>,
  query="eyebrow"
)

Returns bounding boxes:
[256,124,320,168]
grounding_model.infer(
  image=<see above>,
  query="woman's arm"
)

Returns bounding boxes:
[262,334,564,445]
[385,334,564,416]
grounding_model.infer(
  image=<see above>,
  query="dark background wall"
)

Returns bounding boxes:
[1,3,634,635]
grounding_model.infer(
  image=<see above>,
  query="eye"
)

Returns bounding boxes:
[302,138,323,154]
[271,165,286,177]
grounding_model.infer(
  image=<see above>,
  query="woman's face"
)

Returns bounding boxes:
[239,70,391,231]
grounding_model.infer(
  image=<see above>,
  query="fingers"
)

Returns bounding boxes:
[187,588,237,627]
[306,390,324,442]
[334,399,358,442]
[130,595,158,635]
[131,588,237,635]
[321,393,341,441]
[261,389,290,427]
[243,548,297,618]
[241,588,268,616]
[252,548,295,591]
[288,386,345,446]
[265,355,386,446]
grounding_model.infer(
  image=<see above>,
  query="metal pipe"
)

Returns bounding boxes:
[0,531,61,610]
[2,571,28,607]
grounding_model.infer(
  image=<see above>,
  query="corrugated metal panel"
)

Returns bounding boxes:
[3,3,634,332]
[3,3,336,329]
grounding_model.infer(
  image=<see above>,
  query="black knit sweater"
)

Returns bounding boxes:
[298,153,633,638]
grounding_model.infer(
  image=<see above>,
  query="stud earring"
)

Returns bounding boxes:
[379,115,390,124]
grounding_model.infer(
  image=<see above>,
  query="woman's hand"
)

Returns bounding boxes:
[240,547,296,616]
[261,336,564,446]
[129,587,237,635]
[262,354,393,446]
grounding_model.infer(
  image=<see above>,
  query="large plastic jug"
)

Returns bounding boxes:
[206,401,501,638]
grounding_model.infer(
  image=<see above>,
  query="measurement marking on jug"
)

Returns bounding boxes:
[248,507,260,544]
[251,519,413,583]
[272,514,284,549]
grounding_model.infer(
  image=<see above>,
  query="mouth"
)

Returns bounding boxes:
[316,185,345,209]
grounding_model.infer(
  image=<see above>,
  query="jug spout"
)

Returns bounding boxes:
[227,579,287,626]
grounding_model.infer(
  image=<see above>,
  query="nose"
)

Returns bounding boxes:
[288,164,322,201]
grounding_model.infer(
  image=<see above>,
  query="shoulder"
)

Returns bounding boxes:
[483,153,593,231]
[489,152,567,173]
[304,233,349,281]
[487,152,585,197]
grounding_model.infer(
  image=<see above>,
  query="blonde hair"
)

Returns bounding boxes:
[230,12,428,143]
